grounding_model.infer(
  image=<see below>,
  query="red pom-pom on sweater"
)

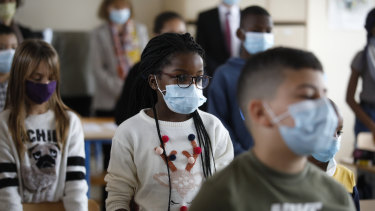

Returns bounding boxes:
[180,205,188,211]
[194,147,202,154]
[162,135,169,143]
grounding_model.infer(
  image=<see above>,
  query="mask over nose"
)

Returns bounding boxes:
[0,49,15,73]
[312,136,341,162]
[26,80,57,104]
[263,98,338,156]
[109,8,131,25]
[154,75,207,114]
[243,32,274,55]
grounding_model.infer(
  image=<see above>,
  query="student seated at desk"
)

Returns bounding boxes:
[190,47,356,211]
[308,99,360,211]
[0,40,88,211]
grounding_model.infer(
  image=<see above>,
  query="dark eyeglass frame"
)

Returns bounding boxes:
[159,72,212,89]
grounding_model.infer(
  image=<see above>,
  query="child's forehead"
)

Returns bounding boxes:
[29,61,53,75]
[242,14,272,27]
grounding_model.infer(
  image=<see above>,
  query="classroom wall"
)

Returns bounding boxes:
[14,0,163,33]
[306,0,367,161]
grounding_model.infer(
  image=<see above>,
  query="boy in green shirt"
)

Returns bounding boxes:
[190,47,355,211]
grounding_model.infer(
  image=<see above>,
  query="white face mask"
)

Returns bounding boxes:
[0,49,15,73]
[109,8,131,24]
[263,98,338,156]
[243,32,274,55]
[154,75,207,114]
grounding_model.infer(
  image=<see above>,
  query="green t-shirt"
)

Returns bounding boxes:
[190,151,355,211]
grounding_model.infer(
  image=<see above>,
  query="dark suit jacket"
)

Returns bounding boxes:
[196,7,230,77]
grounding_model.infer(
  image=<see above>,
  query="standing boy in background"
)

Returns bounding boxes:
[196,0,241,77]
[0,24,17,112]
[190,47,355,211]
[208,6,273,156]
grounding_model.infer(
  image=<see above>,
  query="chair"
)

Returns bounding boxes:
[23,199,99,211]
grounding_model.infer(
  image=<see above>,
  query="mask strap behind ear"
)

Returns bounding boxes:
[262,102,290,124]
[154,75,166,95]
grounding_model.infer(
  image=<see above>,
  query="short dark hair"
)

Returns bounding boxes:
[237,47,323,114]
[365,8,375,41]
[153,11,184,34]
[0,24,15,36]
[240,5,270,27]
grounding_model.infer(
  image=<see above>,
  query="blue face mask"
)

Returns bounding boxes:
[243,32,274,55]
[264,98,338,156]
[155,76,207,114]
[109,8,131,24]
[223,0,241,5]
[0,49,15,73]
[312,136,341,162]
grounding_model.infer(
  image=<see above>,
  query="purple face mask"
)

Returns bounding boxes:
[25,80,57,104]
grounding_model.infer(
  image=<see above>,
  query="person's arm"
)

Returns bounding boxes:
[346,69,375,140]
[0,122,22,210]
[105,135,137,211]
[211,120,234,171]
[90,29,123,99]
[62,113,88,211]
[207,71,245,155]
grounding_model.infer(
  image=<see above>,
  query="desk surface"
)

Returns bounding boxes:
[81,117,117,140]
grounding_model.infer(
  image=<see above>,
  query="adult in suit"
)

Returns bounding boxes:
[196,0,241,77]
[91,0,148,117]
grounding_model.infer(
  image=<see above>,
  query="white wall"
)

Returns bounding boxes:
[307,0,368,161]
[14,0,103,31]
[13,0,163,34]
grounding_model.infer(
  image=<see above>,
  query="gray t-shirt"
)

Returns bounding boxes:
[351,50,375,104]
[190,151,355,211]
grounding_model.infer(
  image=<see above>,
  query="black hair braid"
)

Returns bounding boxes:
[152,102,172,211]
[192,111,216,178]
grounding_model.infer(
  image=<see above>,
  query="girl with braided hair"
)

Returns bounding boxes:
[105,33,233,211]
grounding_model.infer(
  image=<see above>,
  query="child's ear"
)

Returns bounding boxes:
[236,28,245,41]
[248,100,273,127]
[148,74,157,90]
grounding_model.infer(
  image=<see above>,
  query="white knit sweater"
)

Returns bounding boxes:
[105,109,234,211]
[0,109,88,211]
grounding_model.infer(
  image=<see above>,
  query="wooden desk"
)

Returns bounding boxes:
[82,117,116,140]
[81,117,116,197]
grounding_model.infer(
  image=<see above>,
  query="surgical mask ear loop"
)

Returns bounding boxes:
[262,102,290,124]
[154,75,166,95]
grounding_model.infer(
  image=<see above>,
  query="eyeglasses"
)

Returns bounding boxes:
[159,72,211,89]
